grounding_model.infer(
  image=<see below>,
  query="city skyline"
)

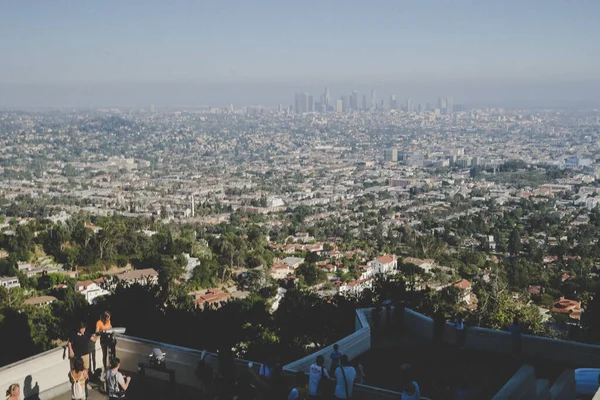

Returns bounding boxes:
[1,80,599,109]
[293,87,459,114]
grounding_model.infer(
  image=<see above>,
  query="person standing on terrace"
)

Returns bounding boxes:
[329,344,341,376]
[308,355,332,399]
[106,358,131,400]
[371,305,381,337]
[248,361,286,400]
[354,357,365,385]
[395,300,406,334]
[95,311,113,373]
[288,371,308,400]
[68,321,98,375]
[259,356,274,382]
[401,380,421,400]
[454,314,466,349]
[333,355,356,400]
[433,309,446,345]
[69,357,88,400]
[5,383,21,400]
[509,317,522,357]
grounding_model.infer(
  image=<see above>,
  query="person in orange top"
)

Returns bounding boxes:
[95,311,113,372]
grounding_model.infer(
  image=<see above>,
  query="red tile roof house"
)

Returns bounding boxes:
[551,297,583,321]
[453,279,473,305]
[269,261,293,280]
[369,254,398,274]
[191,289,230,307]
[323,264,337,273]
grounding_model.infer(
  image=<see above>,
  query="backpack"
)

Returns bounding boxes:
[71,371,86,400]
[107,370,126,399]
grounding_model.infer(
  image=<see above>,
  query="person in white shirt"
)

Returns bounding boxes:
[259,357,273,381]
[287,371,307,400]
[401,380,420,400]
[400,363,420,400]
[308,355,332,398]
[334,355,356,400]
[454,314,466,349]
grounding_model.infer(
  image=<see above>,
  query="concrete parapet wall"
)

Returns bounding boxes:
[0,341,103,400]
[116,335,205,388]
[2,306,600,400]
[536,379,550,400]
[438,317,600,367]
[284,307,371,373]
[523,336,600,367]
[549,369,576,400]
[492,364,537,400]
[404,307,433,341]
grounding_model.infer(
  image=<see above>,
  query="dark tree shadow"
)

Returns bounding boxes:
[0,309,39,366]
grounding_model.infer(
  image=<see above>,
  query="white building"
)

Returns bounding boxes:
[368,254,398,275]
[358,265,374,280]
[266,197,285,207]
[182,253,199,281]
[75,281,109,305]
[0,276,20,290]
[16,262,62,278]
[335,279,373,295]
[270,262,293,280]
[292,232,314,243]
[282,257,304,269]
[270,287,287,313]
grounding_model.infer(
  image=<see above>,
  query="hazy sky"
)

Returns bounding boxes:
[1,0,600,106]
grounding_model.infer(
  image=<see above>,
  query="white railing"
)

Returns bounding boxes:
[491,365,538,400]
[404,307,434,341]
[549,370,576,400]
[283,307,372,373]
[115,334,262,388]
[400,306,600,367]
[0,341,103,400]
[116,335,206,388]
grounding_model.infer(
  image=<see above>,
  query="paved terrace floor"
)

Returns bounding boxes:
[365,331,579,399]
[50,371,201,400]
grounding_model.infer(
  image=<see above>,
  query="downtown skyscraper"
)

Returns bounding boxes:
[370,89,376,110]
[350,91,359,111]
[295,92,309,114]
[390,94,397,110]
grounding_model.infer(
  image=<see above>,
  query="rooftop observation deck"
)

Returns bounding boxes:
[1,306,599,400]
